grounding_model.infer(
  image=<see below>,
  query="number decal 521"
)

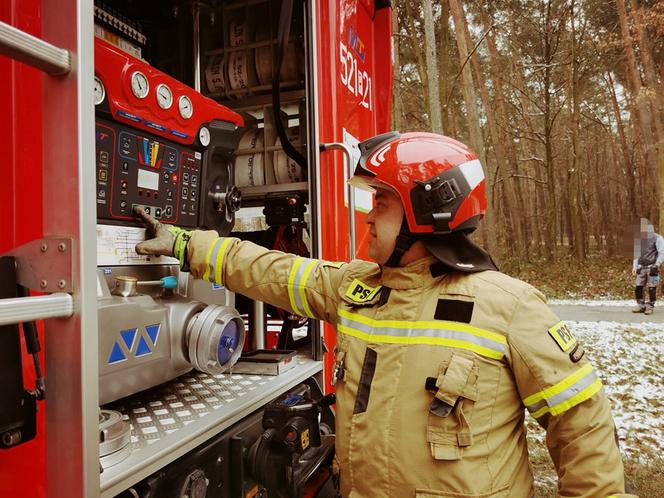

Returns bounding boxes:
[339,41,372,111]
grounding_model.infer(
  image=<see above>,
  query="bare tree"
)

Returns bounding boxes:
[422,0,443,133]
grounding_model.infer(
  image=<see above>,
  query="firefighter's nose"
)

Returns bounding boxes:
[366,208,376,225]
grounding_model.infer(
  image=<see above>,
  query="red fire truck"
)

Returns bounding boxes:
[0,0,392,496]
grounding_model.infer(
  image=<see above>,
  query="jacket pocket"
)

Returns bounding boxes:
[415,483,509,498]
[426,353,479,461]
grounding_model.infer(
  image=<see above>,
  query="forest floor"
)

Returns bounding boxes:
[500,253,634,299]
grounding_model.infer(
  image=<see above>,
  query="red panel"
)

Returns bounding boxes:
[315,1,392,393]
[95,38,243,145]
[0,1,47,497]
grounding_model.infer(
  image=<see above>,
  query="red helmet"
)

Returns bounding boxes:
[349,131,487,235]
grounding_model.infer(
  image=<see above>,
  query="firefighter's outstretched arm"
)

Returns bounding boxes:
[135,207,346,324]
[506,288,631,498]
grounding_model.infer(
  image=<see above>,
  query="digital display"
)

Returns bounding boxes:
[137,169,159,191]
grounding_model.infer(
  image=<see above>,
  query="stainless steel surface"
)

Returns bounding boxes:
[186,305,245,374]
[0,20,70,75]
[4,237,74,292]
[100,358,322,497]
[233,350,297,376]
[112,276,138,297]
[99,410,131,458]
[251,300,265,350]
[99,445,132,471]
[97,289,204,405]
[0,293,74,326]
[182,274,235,307]
[319,142,356,261]
[100,266,178,299]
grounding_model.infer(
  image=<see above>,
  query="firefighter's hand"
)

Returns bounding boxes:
[632,268,637,276]
[134,207,192,269]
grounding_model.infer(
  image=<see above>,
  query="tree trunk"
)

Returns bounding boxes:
[403,1,429,119]
[478,4,528,257]
[629,0,664,228]
[448,0,495,253]
[542,1,558,261]
[460,5,511,254]
[392,0,402,131]
[437,1,452,134]
[421,0,442,133]
[568,0,586,261]
[606,71,638,219]
[616,0,658,215]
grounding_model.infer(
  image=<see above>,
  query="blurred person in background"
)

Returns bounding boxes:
[631,218,664,315]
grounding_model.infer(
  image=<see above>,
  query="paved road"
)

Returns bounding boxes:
[550,304,664,323]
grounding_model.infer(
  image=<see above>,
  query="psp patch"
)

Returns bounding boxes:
[547,321,577,352]
[345,279,382,303]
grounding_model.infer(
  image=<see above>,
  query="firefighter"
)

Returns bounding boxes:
[135,132,636,498]
[631,218,663,315]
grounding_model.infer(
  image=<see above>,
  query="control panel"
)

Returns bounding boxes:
[96,119,201,227]
[94,37,244,234]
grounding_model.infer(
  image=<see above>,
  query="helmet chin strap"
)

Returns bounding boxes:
[385,218,416,267]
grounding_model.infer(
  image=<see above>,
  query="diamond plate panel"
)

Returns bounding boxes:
[107,370,274,449]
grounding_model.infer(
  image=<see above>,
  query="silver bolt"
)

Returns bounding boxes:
[425,184,432,191]
[58,243,66,252]
[40,280,48,289]
[58,280,66,289]
[40,243,48,252]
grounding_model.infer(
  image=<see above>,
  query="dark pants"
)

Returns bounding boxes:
[635,266,658,305]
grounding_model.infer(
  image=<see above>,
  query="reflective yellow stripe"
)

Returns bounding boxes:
[337,309,506,345]
[298,259,317,318]
[202,241,217,282]
[288,257,304,314]
[337,324,504,359]
[530,378,603,418]
[523,363,594,406]
[214,238,233,285]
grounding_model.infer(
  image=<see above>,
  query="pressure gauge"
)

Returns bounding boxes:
[156,83,173,110]
[178,95,193,119]
[94,76,105,106]
[130,71,149,99]
[198,126,210,147]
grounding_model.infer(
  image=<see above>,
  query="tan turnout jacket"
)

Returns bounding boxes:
[187,231,628,498]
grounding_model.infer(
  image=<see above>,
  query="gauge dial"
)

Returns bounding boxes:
[130,71,149,99]
[156,83,173,109]
[178,95,193,119]
[199,126,211,147]
[94,76,106,105]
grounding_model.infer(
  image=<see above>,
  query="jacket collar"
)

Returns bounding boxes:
[380,256,442,290]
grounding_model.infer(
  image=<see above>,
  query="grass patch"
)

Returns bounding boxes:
[500,253,634,299]
[529,437,664,497]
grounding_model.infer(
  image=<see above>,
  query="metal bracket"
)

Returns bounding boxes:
[4,237,75,293]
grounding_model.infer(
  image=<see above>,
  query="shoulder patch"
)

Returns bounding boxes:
[547,321,577,352]
[345,279,382,303]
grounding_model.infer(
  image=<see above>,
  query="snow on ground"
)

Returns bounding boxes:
[526,319,664,460]
[548,299,634,307]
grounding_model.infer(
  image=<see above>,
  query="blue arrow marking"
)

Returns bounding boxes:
[120,328,137,351]
[108,342,126,364]
[146,324,160,346]
[135,336,151,356]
